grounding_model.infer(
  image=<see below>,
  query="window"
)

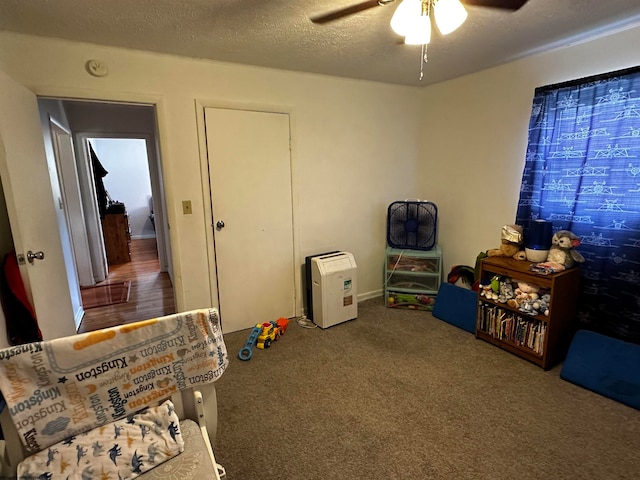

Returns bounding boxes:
[517,67,640,343]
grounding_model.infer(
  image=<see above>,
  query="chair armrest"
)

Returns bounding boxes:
[193,389,225,479]
[0,402,26,475]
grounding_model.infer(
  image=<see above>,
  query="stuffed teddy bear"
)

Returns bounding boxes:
[487,224,527,261]
[535,230,585,271]
[507,280,540,309]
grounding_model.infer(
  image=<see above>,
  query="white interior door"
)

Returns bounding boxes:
[0,70,76,342]
[50,121,94,287]
[205,107,295,333]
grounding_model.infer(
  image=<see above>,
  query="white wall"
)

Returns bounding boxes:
[0,32,422,313]
[91,138,155,239]
[0,24,638,328]
[418,26,640,276]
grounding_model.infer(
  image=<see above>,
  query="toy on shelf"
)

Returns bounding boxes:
[238,317,291,360]
[387,292,436,310]
[487,224,527,261]
[530,230,585,274]
[479,275,551,317]
[478,275,501,301]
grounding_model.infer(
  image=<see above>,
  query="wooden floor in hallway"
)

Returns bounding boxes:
[78,238,175,333]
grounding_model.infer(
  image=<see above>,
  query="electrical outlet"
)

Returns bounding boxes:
[182,200,192,215]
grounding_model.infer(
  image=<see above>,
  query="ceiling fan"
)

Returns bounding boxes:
[311,0,529,80]
[310,0,529,25]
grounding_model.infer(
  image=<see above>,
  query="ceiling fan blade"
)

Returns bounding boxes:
[311,0,391,24]
[310,0,525,26]
[462,0,529,10]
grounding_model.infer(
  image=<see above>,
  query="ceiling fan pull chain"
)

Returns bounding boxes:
[419,43,428,81]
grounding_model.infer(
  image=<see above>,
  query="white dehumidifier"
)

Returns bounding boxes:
[311,252,357,328]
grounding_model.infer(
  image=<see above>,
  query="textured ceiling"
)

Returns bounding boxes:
[1,0,640,87]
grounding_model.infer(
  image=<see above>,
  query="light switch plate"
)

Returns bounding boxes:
[182,200,192,215]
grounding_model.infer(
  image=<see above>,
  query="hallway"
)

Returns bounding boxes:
[78,238,175,333]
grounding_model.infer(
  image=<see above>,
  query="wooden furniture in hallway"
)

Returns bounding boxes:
[102,212,131,264]
[78,238,175,333]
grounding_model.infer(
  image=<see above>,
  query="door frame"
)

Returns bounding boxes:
[75,132,172,278]
[194,99,302,316]
[25,87,181,307]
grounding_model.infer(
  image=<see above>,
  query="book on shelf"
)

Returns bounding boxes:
[477,304,546,355]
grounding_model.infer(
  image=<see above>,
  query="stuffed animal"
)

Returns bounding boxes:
[497,279,515,304]
[544,230,585,270]
[532,293,551,316]
[487,225,527,261]
[519,288,552,316]
[507,280,540,309]
[479,275,501,301]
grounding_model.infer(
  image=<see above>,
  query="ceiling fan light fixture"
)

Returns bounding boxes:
[404,14,432,45]
[388,0,470,81]
[433,0,468,35]
[311,0,527,82]
[390,0,423,36]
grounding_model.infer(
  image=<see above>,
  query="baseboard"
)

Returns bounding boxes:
[131,234,157,240]
[303,290,382,317]
[358,290,383,302]
[74,306,85,330]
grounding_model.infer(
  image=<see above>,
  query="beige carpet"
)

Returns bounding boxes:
[213,298,640,480]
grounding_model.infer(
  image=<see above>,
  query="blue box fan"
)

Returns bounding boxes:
[386,200,438,250]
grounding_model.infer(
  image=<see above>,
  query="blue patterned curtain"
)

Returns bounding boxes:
[516,67,640,344]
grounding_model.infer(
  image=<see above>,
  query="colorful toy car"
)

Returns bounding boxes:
[239,318,291,359]
[256,322,280,349]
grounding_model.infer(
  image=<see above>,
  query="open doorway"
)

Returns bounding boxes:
[79,137,175,332]
[39,98,176,332]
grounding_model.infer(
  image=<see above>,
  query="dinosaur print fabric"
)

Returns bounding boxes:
[17,399,184,480]
[0,308,228,453]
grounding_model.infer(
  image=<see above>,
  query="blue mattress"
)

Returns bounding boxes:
[561,329,640,410]
[432,283,477,334]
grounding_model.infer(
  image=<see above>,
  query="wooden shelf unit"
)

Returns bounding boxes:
[102,212,131,265]
[476,256,580,370]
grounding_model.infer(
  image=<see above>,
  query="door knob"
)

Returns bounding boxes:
[27,250,45,264]
[216,220,225,229]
